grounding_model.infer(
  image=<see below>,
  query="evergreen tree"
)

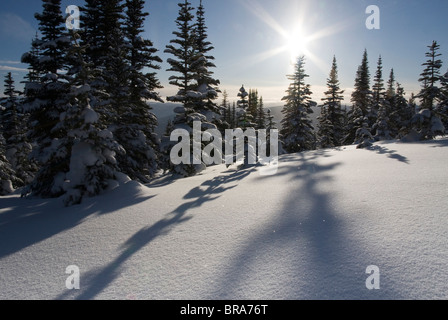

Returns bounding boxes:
[0,131,16,195]
[280,56,316,153]
[220,90,230,128]
[194,0,221,116]
[163,0,211,177]
[62,32,125,206]
[248,89,259,121]
[236,85,254,129]
[256,96,266,129]
[165,0,200,111]
[23,0,72,198]
[1,73,35,188]
[117,0,164,182]
[392,83,415,138]
[413,41,445,139]
[345,49,371,145]
[318,56,345,148]
[21,32,43,92]
[370,55,385,127]
[439,70,448,129]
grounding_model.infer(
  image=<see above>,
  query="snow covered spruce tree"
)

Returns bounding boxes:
[194,0,221,120]
[81,0,163,183]
[163,0,220,177]
[256,96,267,130]
[345,49,373,148]
[439,69,448,129]
[317,56,345,149]
[370,56,384,128]
[0,131,17,195]
[1,73,35,188]
[412,41,445,140]
[61,32,126,206]
[371,57,393,141]
[280,56,316,153]
[384,69,415,139]
[120,0,164,182]
[22,0,72,198]
[236,85,255,129]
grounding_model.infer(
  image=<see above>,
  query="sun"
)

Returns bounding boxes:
[285,27,310,63]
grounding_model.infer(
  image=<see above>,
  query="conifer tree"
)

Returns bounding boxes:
[117,0,164,182]
[62,32,125,206]
[392,83,415,138]
[0,131,16,195]
[165,0,200,111]
[318,56,345,148]
[1,73,35,188]
[163,0,211,177]
[236,85,255,129]
[345,49,371,145]
[194,0,221,116]
[413,41,445,139]
[248,89,259,121]
[370,55,385,128]
[23,0,72,198]
[439,70,448,129]
[280,56,316,153]
[256,96,266,129]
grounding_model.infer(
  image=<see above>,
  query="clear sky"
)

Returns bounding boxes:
[1,0,448,106]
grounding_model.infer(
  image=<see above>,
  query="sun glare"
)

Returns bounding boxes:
[242,0,351,74]
[286,27,310,63]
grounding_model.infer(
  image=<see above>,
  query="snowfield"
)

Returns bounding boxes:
[1,138,448,300]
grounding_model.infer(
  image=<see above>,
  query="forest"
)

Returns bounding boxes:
[1,0,447,206]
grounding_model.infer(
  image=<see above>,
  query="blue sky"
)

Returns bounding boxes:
[1,0,448,105]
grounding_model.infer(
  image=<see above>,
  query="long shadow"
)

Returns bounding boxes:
[208,150,403,299]
[57,167,253,300]
[366,144,410,164]
[0,182,154,260]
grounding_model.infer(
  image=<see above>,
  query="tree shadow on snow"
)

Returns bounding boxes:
[207,150,405,300]
[56,167,253,300]
[0,182,154,261]
[366,144,410,164]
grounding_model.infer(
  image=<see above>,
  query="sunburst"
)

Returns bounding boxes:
[243,0,351,74]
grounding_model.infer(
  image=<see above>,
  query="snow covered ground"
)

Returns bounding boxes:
[1,138,448,300]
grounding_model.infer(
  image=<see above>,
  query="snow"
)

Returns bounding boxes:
[1,138,448,300]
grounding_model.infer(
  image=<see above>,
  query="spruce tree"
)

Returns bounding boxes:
[318,56,345,148]
[194,0,221,116]
[236,85,252,129]
[413,41,445,139]
[439,70,448,129]
[392,83,415,138]
[280,56,316,153]
[118,0,164,182]
[23,0,72,198]
[163,0,210,177]
[62,31,125,206]
[345,49,372,146]
[248,89,259,121]
[165,0,200,111]
[370,55,385,128]
[0,131,16,195]
[256,96,266,130]
[1,73,35,188]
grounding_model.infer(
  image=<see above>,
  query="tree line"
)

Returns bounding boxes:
[1,0,447,205]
